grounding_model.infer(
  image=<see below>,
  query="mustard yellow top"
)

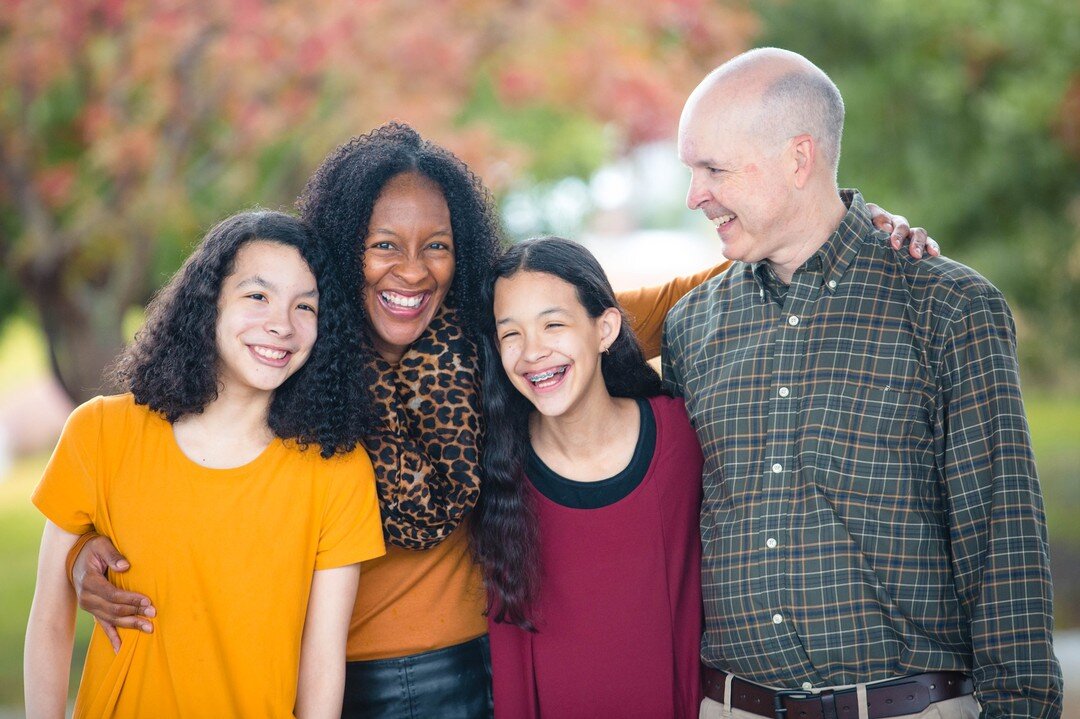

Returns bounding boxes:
[346,261,732,661]
[33,394,385,718]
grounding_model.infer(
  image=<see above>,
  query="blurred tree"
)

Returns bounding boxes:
[754,0,1080,381]
[0,0,754,403]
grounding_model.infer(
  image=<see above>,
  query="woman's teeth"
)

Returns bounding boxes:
[381,291,424,309]
[253,346,287,360]
[713,214,735,227]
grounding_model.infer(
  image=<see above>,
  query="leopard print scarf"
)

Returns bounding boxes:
[364,304,484,550]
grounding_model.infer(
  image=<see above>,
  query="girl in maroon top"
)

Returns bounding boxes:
[472,237,704,718]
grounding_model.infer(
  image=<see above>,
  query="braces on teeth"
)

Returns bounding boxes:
[530,367,566,383]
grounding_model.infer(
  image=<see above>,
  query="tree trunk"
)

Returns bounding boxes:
[36,291,127,405]
[15,248,135,405]
[41,306,125,403]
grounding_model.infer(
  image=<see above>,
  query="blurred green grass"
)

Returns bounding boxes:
[0,454,94,707]
[0,319,94,708]
[0,321,1077,708]
[1032,393,1080,547]
[0,318,50,396]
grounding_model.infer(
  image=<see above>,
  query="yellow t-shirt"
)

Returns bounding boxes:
[32,394,385,719]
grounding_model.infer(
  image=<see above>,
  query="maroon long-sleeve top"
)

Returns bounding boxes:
[489,395,705,718]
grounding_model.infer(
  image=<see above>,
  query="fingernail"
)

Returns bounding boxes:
[116,560,130,570]
[914,247,922,257]
[145,607,157,618]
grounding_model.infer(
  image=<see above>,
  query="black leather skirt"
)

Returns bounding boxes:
[341,635,493,719]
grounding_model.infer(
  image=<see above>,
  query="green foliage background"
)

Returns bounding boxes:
[754,0,1080,381]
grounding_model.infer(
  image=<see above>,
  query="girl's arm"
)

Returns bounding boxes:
[294,564,361,719]
[25,521,81,719]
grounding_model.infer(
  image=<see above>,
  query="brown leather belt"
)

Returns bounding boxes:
[701,667,973,719]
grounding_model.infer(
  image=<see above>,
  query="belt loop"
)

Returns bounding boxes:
[723,672,734,710]
[855,684,869,719]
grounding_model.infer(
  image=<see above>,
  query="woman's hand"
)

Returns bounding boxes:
[70,535,156,653]
[867,202,940,258]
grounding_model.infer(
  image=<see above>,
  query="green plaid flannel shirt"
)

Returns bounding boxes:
[662,191,1062,718]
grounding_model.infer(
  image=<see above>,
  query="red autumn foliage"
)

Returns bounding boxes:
[0,0,755,402]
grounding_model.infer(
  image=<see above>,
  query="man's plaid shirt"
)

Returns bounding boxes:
[662,192,1061,717]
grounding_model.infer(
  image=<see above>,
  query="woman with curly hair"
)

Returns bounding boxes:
[66,124,931,718]
[24,211,385,718]
[297,123,502,717]
[474,237,704,717]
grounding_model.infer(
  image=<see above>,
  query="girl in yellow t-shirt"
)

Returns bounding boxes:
[24,211,386,719]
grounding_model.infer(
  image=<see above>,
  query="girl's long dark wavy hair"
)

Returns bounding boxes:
[471,236,666,629]
[296,122,503,343]
[110,210,376,458]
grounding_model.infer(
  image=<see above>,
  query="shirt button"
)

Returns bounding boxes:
[771,463,783,473]
[788,315,800,326]
[778,387,790,398]
[766,537,778,549]
[827,279,837,290]
[802,682,814,691]
[772,613,784,624]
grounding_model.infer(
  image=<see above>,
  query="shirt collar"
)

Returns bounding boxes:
[818,189,874,291]
[749,189,874,298]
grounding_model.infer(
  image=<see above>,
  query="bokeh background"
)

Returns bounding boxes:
[2,0,1078,714]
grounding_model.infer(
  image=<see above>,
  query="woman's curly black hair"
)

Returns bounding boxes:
[110,210,377,458]
[296,122,504,343]
[471,236,667,630]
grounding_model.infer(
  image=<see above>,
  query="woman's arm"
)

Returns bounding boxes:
[66,534,155,653]
[617,205,935,359]
[616,262,731,359]
[294,564,361,719]
[25,521,81,719]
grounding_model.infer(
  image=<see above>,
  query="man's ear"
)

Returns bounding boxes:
[791,134,815,189]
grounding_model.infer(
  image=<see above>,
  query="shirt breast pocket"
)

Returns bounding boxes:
[798,381,932,501]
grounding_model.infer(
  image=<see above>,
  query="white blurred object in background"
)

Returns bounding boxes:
[0,378,73,481]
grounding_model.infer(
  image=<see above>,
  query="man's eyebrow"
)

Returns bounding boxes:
[688,155,726,168]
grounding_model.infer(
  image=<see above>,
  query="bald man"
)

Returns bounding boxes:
[662,49,1061,719]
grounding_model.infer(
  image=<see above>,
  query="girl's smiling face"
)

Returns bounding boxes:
[215,240,319,399]
[492,270,620,418]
